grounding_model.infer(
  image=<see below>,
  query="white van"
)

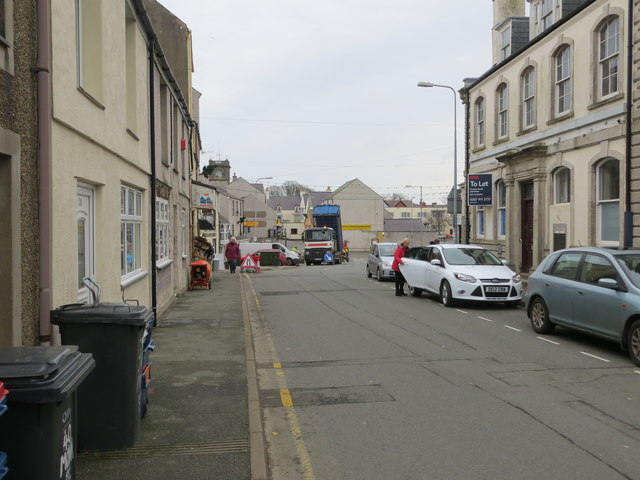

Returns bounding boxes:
[236,242,301,266]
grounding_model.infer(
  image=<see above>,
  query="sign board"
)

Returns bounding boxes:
[243,221,259,227]
[192,184,215,209]
[343,225,372,230]
[324,252,334,264]
[468,174,493,206]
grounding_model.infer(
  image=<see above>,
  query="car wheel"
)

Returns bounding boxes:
[286,258,293,266]
[409,286,422,297]
[529,297,555,334]
[628,320,640,366]
[376,268,382,281]
[440,281,456,307]
[366,266,372,278]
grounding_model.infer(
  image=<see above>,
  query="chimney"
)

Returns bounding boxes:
[232,172,237,182]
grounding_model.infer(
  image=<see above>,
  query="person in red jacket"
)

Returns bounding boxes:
[224,237,241,274]
[392,238,410,296]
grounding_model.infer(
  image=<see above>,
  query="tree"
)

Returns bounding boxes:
[384,192,404,202]
[269,181,307,197]
[424,209,451,233]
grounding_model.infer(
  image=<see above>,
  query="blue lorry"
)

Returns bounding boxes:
[303,204,344,265]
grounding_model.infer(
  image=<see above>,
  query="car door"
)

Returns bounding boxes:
[572,253,625,339]
[401,247,426,289]
[542,252,583,326]
[424,247,443,294]
[368,244,378,274]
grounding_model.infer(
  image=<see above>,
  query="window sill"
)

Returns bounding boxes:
[587,93,624,111]
[182,254,188,260]
[471,145,486,154]
[126,129,140,141]
[156,258,173,270]
[516,125,537,137]
[77,87,106,110]
[120,270,149,288]
[492,137,510,147]
[0,36,10,48]
[546,111,574,126]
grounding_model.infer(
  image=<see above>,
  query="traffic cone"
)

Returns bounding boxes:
[255,257,261,273]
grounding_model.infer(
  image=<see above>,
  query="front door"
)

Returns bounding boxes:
[77,185,95,303]
[521,182,534,272]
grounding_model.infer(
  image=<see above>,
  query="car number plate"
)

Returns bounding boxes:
[485,286,509,293]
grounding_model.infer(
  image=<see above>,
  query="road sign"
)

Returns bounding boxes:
[324,252,334,264]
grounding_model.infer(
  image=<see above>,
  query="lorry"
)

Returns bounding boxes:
[303,204,343,265]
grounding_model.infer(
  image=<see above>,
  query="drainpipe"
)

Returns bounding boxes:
[623,0,634,248]
[149,39,158,318]
[37,0,52,345]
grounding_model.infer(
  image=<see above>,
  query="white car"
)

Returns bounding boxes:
[399,244,522,307]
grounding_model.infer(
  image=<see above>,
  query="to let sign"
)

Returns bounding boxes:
[468,174,493,206]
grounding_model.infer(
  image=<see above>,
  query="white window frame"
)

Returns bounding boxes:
[476,207,485,237]
[554,167,570,204]
[522,68,536,129]
[500,26,511,61]
[599,17,619,99]
[497,182,506,238]
[475,97,485,147]
[0,0,14,74]
[596,159,620,246]
[541,0,554,30]
[497,84,508,140]
[121,185,143,278]
[77,185,96,304]
[401,211,410,218]
[555,46,572,115]
[181,208,188,259]
[155,198,170,266]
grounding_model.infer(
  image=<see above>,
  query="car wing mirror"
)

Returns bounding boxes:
[598,278,619,290]
[430,259,441,266]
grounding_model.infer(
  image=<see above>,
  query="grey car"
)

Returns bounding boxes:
[366,242,397,281]
[526,247,640,366]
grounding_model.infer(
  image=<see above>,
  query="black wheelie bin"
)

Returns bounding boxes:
[0,346,95,480]
[51,302,154,451]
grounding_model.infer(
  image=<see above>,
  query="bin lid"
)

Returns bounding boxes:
[0,346,95,403]
[50,302,153,326]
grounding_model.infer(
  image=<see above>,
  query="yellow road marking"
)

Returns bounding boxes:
[280,388,293,407]
[273,362,282,369]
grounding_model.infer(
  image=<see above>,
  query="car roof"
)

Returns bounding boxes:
[552,247,640,256]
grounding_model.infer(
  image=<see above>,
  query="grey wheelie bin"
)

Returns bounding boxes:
[51,302,154,451]
[0,346,95,480]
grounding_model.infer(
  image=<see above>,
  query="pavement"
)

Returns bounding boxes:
[77,268,265,480]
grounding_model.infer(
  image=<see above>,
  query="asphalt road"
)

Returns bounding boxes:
[245,255,640,480]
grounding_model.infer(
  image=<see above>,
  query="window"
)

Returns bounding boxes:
[156,198,170,263]
[599,17,619,98]
[0,0,14,73]
[500,26,511,61]
[554,167,570,204]
[181,208,187,257]
[597,159,620,244]
[497,181,506,237]
[541,0,554,30]
[291,228,298,235]
[476,207,485,236]
[522,68,536,129]
[579,254,618,286]
[76,0,104,101]
[77,185,95,303]
[401,212,410,218]
[497,84,508,139]
[549,252,582,280]
[121,185,143,276]
[0,0,6,42]
[555,46,572,115]
[475,97,485,147]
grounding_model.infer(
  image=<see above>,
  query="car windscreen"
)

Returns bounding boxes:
[379,245,396,257]
[306,230,333,241]
[443,248,503,265]
[615,253,640,288]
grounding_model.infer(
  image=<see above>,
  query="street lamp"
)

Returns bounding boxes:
[254,176,273,184]
[405,184,423,226]
[417,81,458,243]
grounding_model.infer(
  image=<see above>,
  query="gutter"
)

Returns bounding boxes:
[36,0,52,344]
[624,0,633,248]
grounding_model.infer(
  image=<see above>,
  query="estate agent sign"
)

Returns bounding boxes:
[467,174,492,206]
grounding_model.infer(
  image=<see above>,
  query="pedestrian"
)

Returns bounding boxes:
[392,238,410,296]
[224,237,241,274]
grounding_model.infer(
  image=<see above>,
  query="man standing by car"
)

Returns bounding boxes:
[224,237,241,274]
[393,238,410,296]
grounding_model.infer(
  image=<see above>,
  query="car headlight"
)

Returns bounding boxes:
[512,274,521,283]
[454,273,477,283]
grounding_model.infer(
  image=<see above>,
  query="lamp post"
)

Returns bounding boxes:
[405,184,423,226]
[417,81,458,243]
[254,176,273,184]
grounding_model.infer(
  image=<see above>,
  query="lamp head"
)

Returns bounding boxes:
[417,82,434,88]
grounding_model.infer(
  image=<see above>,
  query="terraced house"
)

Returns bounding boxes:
[464,0,629,273]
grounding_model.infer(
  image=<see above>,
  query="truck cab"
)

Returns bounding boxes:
[303,227,340,265]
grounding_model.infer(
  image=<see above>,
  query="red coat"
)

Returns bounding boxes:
[224,242,241,261]
[392,246,408,272]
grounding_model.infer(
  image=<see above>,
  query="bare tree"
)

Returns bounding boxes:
[424,209,450,233]
[270,181,306,197]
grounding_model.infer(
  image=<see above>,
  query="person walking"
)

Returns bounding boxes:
[392,238,410,296]
[224,237,241,274]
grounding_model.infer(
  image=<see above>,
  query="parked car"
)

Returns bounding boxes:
[238,242,301,265]
[241,249,286,267]
[526,247,640,366]
[399,244,522,307]
[366,242,397,280]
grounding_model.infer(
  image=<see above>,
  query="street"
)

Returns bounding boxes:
[245,256,640,480]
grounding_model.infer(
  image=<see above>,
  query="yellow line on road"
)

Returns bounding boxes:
[280,388,293,407]
[273,362,282,369]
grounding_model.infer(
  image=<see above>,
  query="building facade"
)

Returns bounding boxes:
[465,0,626,272]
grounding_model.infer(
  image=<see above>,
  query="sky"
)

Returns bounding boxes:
[157,1,497,203]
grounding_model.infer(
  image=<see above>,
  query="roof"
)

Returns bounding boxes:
[384,218,428,232]
[267,196,301,211]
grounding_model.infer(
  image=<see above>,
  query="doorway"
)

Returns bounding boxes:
[77,185,95,303]
[520,182,534,272]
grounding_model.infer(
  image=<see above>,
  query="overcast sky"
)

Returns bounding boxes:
[158,1,497,202]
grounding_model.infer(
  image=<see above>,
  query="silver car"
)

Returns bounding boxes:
[526,247,640,366]
[366,242,397,281]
